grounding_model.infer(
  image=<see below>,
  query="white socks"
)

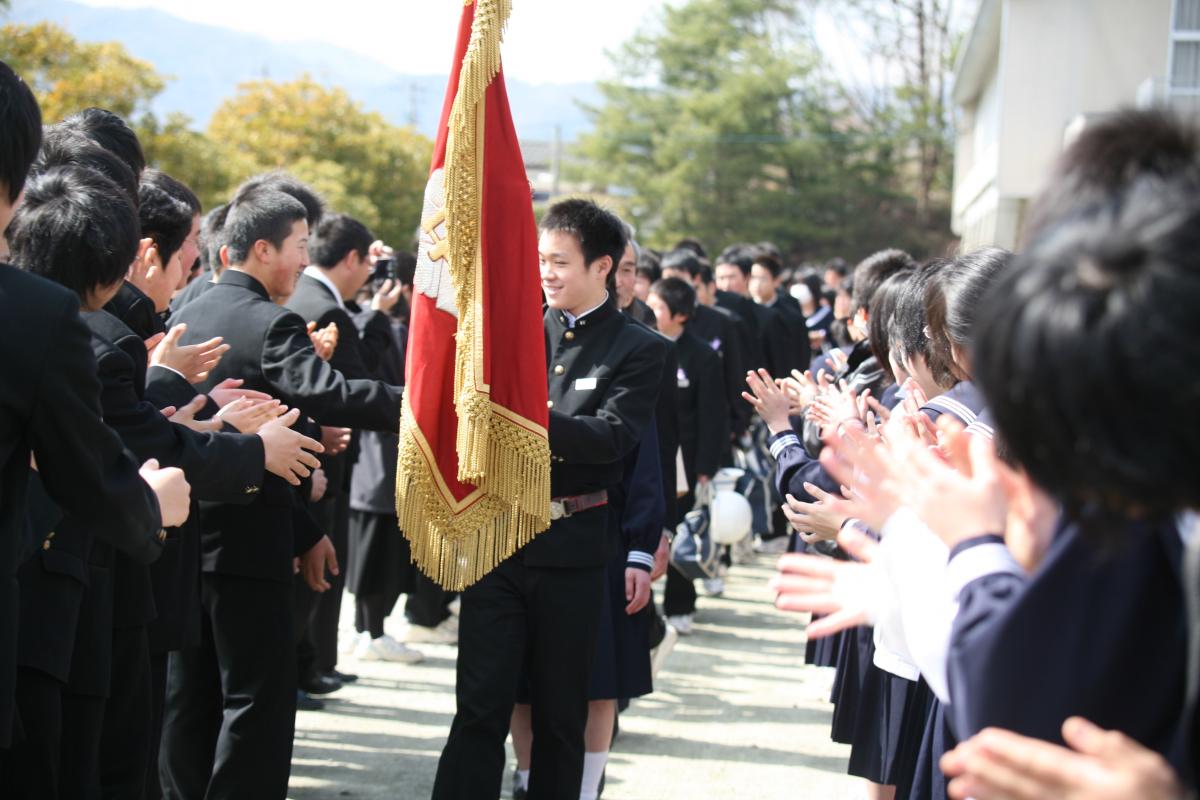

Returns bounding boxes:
[516,769,530,791]
[579,751,609,800]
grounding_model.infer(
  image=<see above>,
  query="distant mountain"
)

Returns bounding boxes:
[7,0,600,141]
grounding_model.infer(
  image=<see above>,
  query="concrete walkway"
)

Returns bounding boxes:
[289,556,859,799]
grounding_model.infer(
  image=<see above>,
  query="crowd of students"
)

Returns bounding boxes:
[1,51,1198,800]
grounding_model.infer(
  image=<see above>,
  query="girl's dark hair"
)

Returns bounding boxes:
[924,247,1013,382]
[867,270,911,383]
[974,175,1200,520]
[890,258,957,390]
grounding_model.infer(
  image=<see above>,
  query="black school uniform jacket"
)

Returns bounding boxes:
[672,330,729,481]
[686,304,750,438]
[0,265,162,737]
[529,298,665,568]
[47,311,268,697]
[166,269,402,582]
[350,315,407,516]
[105,280,165,340]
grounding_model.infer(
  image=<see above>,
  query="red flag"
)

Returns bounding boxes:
[398,0,550,589]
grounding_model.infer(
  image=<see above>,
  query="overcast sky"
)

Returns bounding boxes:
[74,0,670,84]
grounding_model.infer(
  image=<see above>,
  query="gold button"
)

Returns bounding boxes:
[547,400,554,409]
[42,540,51,551]
[564,331,575,341]
[47,531,56,539]
[158,529,168,542]
[579,320,587,327]
[554,365,564,375]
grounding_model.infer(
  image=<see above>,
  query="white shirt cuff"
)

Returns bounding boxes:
[946,541,1025,601]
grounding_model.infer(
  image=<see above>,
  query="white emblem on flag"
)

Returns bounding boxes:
[414,168,458,319]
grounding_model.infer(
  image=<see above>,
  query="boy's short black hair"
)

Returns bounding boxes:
[9,166,139,299]
[199,203,229,271]
[824,257,849,278]
[715,244,756,275]
[851,249,916,316]
[752,254,783,278]
[138,170,195,269]
[637,248,662,278]
[394,251,416,287]
[57,108,145,178]
[232,172,325,229]
[223,187,308,266]
[34,129,139,209]
[310,213,374,269]
[540,198,627,272]
[698,265,715,286]
[650,276,697,320]
[673,238,708,259]
[0,60,43,205]
[974,111,1200,519]
[145,167,201,215]
[661,249,703,278]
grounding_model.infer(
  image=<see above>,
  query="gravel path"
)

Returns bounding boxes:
[289,556,859,799]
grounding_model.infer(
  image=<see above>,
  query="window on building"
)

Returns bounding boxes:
[1171,0,1200,92]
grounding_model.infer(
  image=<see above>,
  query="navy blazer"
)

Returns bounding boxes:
[947,518,1188,769]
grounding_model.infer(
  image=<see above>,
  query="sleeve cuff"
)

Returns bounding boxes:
[626,551,655,572]
[768,432,801,461]
[149,364,187,381]
[946,536,1025,600]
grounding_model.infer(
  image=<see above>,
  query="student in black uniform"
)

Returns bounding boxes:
[614,238,657,328]
[170,203,229,313]
[160,185,403,800]
[0,62,185,767]
[646,277,729,635]
[432,199,664,800]
[713,245,795,378]
[749,253,812,374]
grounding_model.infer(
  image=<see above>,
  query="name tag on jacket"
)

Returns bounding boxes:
[574,377,598,391]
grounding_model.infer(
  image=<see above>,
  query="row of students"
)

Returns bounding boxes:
[755,108,1200,800]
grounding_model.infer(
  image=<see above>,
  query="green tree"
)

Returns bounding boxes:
[1,21,163,123]
[574,0,949,262]
[209,76,432,248]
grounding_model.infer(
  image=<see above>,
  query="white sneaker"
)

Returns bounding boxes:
[339,630,366,656]
[665,614,694,636]
[404,616,459,645]
[754,535,789,555]
[702,577,726,597]
[353,634,425,663]
[650,623,679,680]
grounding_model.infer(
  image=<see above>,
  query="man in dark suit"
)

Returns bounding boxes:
[286,213,409,689]
[714,245,798,378]
[159,184,403,799]
[432,199,664,800]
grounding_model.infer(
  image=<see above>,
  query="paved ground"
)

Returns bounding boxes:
[289,556,860,799]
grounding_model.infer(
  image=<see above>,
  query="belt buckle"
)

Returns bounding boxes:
[549,500,571,521]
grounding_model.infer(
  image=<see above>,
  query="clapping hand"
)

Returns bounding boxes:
[306,321,339,362]
[782,482,848,543]
[941,718,1184,800]
[161,394,222,434]
[768,526,880,637]
[216,396,287,434]
[742,369,793,434]
[152,324,229,384]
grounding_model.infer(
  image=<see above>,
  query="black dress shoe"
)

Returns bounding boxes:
[300,673,342,696]
[296,690,325,711]
[325,669,358,684]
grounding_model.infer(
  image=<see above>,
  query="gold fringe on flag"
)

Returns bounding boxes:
[396,0,551,590]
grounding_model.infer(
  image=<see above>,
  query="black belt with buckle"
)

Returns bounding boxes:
[549,490,609,521]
